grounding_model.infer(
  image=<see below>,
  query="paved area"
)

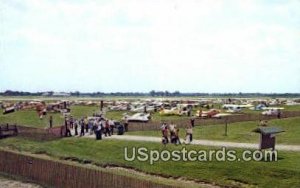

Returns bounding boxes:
[71,130,300,152]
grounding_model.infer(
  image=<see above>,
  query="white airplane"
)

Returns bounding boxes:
[262,109,280,116]
[262,107,284,110]
[109,105,128,111]
[123,113,151,122]
[226,106,242,113]
[286,101,300,106]
[222,104,253,109]
[159,107,188,116]
[212,113,233,118]
[130,106,155,113]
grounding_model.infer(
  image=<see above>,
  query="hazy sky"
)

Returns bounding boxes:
[1,0,299,93]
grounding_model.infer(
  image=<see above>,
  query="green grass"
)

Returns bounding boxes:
[0,105,100,128]
[127,117,300,145]
[105,111,128,121]
[0,137,300,187]
[0,110,64,128]
[69,105,99,119]
[281,105,300,111]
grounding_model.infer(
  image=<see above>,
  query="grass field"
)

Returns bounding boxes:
[1,103,300,132]
[0,105,100,128]
[127,117,300,145]
[0,137,299,188]
[0,110,64,128]
[70,105,99,119]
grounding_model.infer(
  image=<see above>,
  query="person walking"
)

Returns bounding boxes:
[184,125,193,144]
[190,115,195,127]
[69,115,74,129]
[162,126,169,144]
[80,119,85,136]
[104,119,111,137]
[84,117,88,133]
[95,120,102,140]
[65,121,72,137]
[74,120,78,136]
[175,128,181,145]
[109,119,115,135]
[88,119,93,135]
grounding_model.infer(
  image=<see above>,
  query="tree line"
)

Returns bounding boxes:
[1,90,300,98]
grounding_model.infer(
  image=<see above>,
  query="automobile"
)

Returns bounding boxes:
[196,109,220,118]
[123,113,151,122]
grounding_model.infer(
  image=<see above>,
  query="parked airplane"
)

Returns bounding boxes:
[123,113,151,122]
[196,109,220,118]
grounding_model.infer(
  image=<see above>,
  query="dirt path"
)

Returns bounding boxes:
[73,130,300,151]
[0,175,42,188]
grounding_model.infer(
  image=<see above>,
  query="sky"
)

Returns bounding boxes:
[0,0,299,93]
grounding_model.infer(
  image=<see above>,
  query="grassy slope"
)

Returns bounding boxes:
[0,137,300,188]
[0,105,99,128]
[127,117,300,145]
[70,105,99,119]
[0,110,64,128]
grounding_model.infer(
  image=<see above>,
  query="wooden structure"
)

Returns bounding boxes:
[253,127,284,150]
[0,124,18,139]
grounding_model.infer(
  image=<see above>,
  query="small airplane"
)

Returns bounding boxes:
[196,109,220,118]
[262,109,281,116]
[3,106,15,115]
[159,107,189,116]
[222,104,253,109]
[212,113,233,118]
[123,113,151,122]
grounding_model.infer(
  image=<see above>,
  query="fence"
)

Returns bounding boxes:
[0,124,18,139]
[17,126,64,141]
[127,111,300,132]
[0,150,175,188]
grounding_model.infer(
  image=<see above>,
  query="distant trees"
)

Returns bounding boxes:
[148,90,181,97]
[2,90,39,96]
[0,90,299,98]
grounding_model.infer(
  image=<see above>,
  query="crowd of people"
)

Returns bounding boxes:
[50,112,195,144]
[56,113,128,140]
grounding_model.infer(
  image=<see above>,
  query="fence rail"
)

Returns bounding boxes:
[0,150,175,188]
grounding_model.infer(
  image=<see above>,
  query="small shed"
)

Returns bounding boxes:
[253,127,284,150]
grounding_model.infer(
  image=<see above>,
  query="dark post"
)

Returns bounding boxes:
[64,116,68,137]
[100,100,104,111]
[224,117,228,136]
